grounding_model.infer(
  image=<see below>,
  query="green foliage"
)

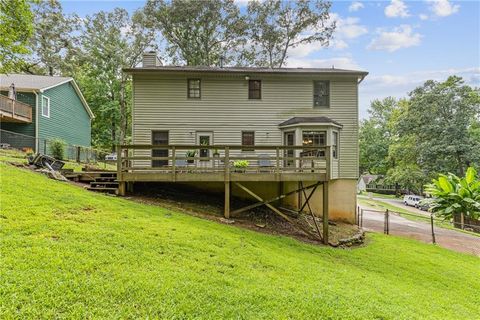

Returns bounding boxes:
[23,0,79,75]
[425,167,480,220]
[185,150,197,157]
[359,97,397,174]
[360,77,480,192]
[247,0,335,68]
[49,138,66,160]
[1,163,480,318]
[144,0,246,66]
[233,160,249,168]
[78,8,156,149]
[0,0,34,72]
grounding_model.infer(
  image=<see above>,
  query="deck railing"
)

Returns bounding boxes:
[0,95,33,122]
[117,144,332,182]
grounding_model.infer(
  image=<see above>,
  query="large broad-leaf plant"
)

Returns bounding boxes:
[425,167,480,220]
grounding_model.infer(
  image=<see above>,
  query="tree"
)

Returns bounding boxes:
[143,0,246,66]
[396,76,480,177]
[247,0,335,68]
[426,167,480,227]
[24,0,80,75]
[79,8,157,149]
[359,97,397,174]
[0,0,34,73]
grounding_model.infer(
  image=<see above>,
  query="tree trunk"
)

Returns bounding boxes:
[111,120,116,152]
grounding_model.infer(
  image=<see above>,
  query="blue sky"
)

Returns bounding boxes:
[61,0,480,118]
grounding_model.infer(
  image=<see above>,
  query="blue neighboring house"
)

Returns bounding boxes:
[0,74,94,152]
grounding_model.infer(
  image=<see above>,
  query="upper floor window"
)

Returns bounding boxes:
[332,131,338,159]
[313,80,329,107]
[188,79,201,99]
[241,131,255,151]
[248,80,261,99]
[41,96,50,118]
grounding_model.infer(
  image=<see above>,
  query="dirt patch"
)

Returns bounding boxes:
[126,183,363,247]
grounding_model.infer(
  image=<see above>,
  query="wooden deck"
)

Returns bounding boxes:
[0,95,33,123]
[117,144,331,184]
[116,144,332,244]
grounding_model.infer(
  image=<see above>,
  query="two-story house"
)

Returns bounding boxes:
[119,52,367,236]
[0,74,94,152]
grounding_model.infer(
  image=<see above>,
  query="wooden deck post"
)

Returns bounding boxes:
[224,146,230,218]
[116,145,126,196]
[225,181,230,218]
[322,181,329,245]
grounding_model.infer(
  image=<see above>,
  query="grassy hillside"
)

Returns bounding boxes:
[1,163,479,319]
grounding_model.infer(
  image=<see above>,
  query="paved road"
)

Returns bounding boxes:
[361,206,480,256]
[358,195,428,215]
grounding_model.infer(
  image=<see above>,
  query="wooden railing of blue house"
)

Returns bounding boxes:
[0,95,33,123]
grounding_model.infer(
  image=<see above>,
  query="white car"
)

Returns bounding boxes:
[403,195,424,208]
[105,153,117,161]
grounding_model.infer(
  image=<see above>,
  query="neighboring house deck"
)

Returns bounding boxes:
[120,53,368,240]
[0,95,32,123]
[0,74,94,151]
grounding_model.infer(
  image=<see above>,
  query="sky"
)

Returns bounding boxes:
[61,0,480,118]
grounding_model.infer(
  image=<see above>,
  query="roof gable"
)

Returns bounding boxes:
[1,74,94,119]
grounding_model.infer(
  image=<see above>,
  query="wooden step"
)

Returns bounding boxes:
[85,186,118,192]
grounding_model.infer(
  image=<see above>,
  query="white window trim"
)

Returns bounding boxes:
[42,96,50,118]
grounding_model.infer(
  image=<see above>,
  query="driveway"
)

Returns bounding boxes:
[358,195,427,215]
[360,206,480,257]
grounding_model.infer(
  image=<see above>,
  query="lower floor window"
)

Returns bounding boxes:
[241,131,254,151]
[302,131,326,157]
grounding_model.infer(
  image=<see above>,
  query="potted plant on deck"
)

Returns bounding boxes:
[185,150,196,164]
[233,160,249,173]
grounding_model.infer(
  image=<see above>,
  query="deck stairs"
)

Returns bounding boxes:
[63,170,118,193]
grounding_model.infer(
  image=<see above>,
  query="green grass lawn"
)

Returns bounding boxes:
[1,163,479,319]
[0,149,116,172]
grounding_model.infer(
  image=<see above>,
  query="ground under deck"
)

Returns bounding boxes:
[117,144,332,244]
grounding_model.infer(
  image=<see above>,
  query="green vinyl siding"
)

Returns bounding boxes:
[38,82,91,147]
[0,91,36,138]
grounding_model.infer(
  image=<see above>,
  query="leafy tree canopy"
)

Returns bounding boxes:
[247,0,335,68]
[0,0,34,73]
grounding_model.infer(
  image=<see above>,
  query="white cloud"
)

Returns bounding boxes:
[336,16,369,39]
[368,25,422,52]
[286,57,361,70]
[324,13,368,50]
[289,13,367,55]
[385,0,410,18]
[428,0,460,17]
[359,67,480,118]
[419,14,429,20]
[349,1,364,12]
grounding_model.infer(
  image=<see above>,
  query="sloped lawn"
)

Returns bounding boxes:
[0,163,479,319]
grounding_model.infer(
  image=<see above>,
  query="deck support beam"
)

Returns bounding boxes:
[118,181,126,196]
[224,181,230,218]
[322,181,329,245]
[233,182,319,240]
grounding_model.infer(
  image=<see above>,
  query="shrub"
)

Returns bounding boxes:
[425,167,480,220]
[49,139,66,160]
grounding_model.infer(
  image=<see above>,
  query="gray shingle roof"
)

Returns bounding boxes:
[0,74,72,91]
[278,117,343,127]
[124,65,368,76]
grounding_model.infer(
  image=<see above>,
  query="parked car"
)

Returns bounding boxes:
[418,198,435,211]
[105,153,117,161]
[403,195,424,207]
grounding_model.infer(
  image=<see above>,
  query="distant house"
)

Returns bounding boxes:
[357,174,379,193]
[0,74,94,152]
